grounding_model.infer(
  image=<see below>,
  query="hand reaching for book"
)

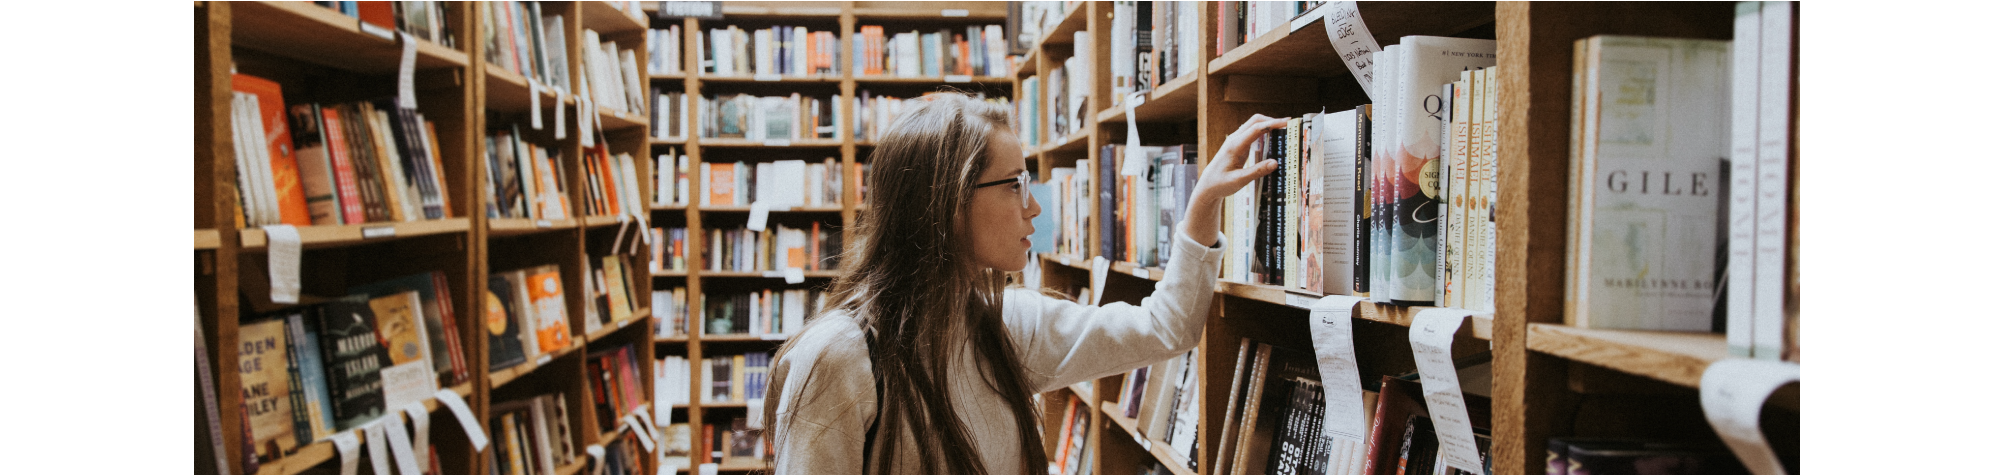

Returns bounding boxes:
[1181,114,1288,247]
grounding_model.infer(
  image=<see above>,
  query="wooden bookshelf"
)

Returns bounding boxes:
[1017,2,1796,475]
[198,2,661,474]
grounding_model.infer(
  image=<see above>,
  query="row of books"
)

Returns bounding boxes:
[704,25,843,77]
[483,125,571,220]
[486,265,575,372]
[597,428,654,475]
[313,1,456,48]
[1566,2,1798,358]
[1017,76,1044,147]
[647,25,685,75]
[855,91,1013,143]
[655,354,782,417]
[587,343,649,430]
[1036,164,1092,258]
[854,25,1011,78]
[580,27,649,116]
[1051,394,1096,475]
[699,93,841,141]
[1110,1,1200,100]
[235,73,456,227]
[1013,2,1076,52]
[582,254,645,335]
[1042,37,1091,141]
[696,159,845,208]
[1114,349,1202,470]
[1215,1,1322,57]
[487,393,579,475]
[652,150,690,206]
[653,286,690,338]
[703,224,843,273]
[698,418,768,467]
[651,90,690,141]
[1211,339,1493,475]
[236,271,469,462]
[651,227,691,272]
[482,1,570,92]
[579,147,647,217]
[1099,145,1200,268]
[699,289,829,339]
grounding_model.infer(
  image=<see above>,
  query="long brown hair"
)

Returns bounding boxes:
[764,93,1047,475]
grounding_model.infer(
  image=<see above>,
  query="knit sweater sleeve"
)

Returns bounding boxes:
[767,314,875,475]
[1003,231,1228,393]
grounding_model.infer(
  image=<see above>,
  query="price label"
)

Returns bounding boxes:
[359,21,395,40]
[1058,256,1071,266]
[362,226,397,238]
[754,73,782,82]
[760,334,789,341]
[945,75,972,83]
[536,220,553,228]
[1132,268,1149,280]
[1285,293,1318,309]
[941,9,969,17]
[763,139,792,146]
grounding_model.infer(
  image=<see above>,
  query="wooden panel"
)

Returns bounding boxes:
[853,1,1008,20]
[1210,2,1493,78]
[1529,324,1725,389]
[238,218,474,249]
[232,2,469,74]
[579,1,648,35]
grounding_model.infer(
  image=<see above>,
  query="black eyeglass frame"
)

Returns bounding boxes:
[972,170,1032,209]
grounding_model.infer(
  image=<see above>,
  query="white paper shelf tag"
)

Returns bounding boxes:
[434,388,489,451]
[261,224,301,304]
[1322,1,1383,100]
[1408,308,1486,473]
[1307,295,1370,445]
[384,414,422,475]
[623,415,658,452]
[1701,359,1800,475]
[531,81,543,130]
[1089,256,1110,306]
[1121,92,1148,176]
[747,202,771,231]
[331,430,363,475]
[363,422,392,475]
[555,90,568,140]
[403,402,431,473]
[398,32,419,109]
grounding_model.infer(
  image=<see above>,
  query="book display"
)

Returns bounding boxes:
[201,3,1796,475]
[1014,2,1799,475]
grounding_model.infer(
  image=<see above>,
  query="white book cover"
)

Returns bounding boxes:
[1111,1,1135,99]
[897,32,921,77]
[985,25,1007,77]
[1446,77,1471,309]
[1370,46,1399,303]
[1570,36,1730,331]
[1320,110,1358,294]
[1728,2,1762,357]
[753,28,772,76]
[1752,1,1793,359]
[1387,36,1496,304]
[1475,66,1499,314]
[771,160,807,209]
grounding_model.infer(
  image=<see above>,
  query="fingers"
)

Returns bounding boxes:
[1219,116,1293,168]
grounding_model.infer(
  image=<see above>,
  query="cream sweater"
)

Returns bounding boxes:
[766,232,1226,474]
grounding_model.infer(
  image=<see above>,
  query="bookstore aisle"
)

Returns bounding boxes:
[1014,2,1798,475]
[198,2,1798,475]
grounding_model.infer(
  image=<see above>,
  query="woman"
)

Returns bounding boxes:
[763,92,1286,475]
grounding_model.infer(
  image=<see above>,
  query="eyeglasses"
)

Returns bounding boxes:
[973,170,1032,209]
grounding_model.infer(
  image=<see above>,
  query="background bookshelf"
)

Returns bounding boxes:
[201,3,1796,475]
[198,2,660,475]
[1017,2,1798,475]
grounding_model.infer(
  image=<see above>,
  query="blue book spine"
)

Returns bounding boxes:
[288,313,337,441]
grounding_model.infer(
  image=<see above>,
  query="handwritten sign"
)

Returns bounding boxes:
[1321,1,1383,99]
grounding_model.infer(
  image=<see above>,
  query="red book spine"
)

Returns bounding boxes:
[431,272,471,385]
[320,107,368,224]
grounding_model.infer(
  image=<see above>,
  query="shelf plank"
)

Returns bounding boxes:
[698,138,844,148]
[650,73,689,81]
[1032,2,1090,51]
[1096,401,1198,475]
[1013,49,1039,77]
[717,2,843,17]
[1042,129,1092,155]
[491,340,585,389]
[231,1,468,74]
[651,139,690,147]
[485,63,562,114]
[238,218,471,249]
[490,218,579,236]
[656,337,691,344]
[697,270,840,279]
[851,2,1008,21]
[1213,280,1494,340]
[1209,2,1491,78]
[579,1,649,35]
[196,229,221,250]
[652,271,690,278]
[598,104,648,131]
[697,334,792,343]
[1096,71,1203,124]
[697,205,843,213]
[1525,324,1725,389]
[852,75,1015,85]
[697,74,842,84]
[585,309,653,342]
[250,383,473,475]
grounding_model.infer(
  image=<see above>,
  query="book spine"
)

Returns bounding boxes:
[1753,1,1794,359]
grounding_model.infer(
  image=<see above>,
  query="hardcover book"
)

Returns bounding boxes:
[486,270,529,371]
[1385,36,1497,305]
[315,295,390,431]
[1566,36,1731,331]
[237,317,298,460]
[348,271,469,387]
